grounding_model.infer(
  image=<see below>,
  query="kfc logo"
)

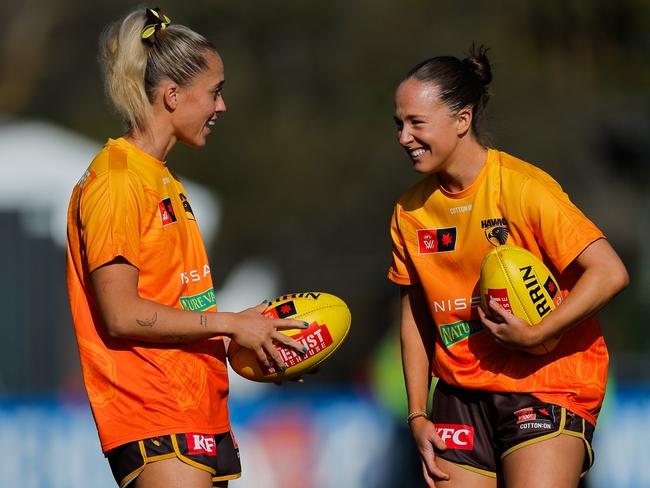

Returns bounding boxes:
[185,433,217,456]
[435,424,474,450]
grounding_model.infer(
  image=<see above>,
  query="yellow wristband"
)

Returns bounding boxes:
[407,410,428,423]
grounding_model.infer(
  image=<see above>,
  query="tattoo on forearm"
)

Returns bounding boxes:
[200,315,208,328]
[136,312,158,328]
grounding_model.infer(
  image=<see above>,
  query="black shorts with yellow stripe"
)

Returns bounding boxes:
[431,381,595,478]
[106,431,241,487]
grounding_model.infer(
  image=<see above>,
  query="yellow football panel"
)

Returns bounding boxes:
[229,294,351,382]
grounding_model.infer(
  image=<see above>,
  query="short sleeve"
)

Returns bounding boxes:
[521,175,605,273]
[387,205,419,285]
[79,167,144,272]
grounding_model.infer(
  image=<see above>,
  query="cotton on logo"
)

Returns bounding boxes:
[435,424,474,450]
[185,433,217,456]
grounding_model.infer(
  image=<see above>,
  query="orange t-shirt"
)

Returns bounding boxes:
[66,138,230,452]
[388,149,608,424]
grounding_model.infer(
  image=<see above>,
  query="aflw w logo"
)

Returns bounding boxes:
[417,227,457,254]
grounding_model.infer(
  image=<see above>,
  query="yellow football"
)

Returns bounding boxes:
[228,292,351,382]
[479,245,564,355]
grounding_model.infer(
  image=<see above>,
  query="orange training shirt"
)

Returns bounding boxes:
[388,149,608,425]
[66,138,230,452]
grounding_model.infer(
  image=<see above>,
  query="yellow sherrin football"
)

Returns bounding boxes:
[228,292,351,382]
[480,245,564,355]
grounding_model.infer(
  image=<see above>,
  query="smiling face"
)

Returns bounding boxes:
[394,78,465,174]
[171,50,226,147]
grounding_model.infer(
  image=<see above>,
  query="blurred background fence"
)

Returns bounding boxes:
[1,0,649,486]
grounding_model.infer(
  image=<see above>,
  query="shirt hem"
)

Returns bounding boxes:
[530,393,597,426]
[388,270,416,285]
[88,250,139,274]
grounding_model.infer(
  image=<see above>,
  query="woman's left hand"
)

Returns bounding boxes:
[479,239,629,352]
[478,299,545,349]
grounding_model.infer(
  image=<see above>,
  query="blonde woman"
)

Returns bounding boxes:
[66,7,306,487]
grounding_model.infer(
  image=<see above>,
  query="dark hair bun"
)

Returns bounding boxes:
[403,44,493,141]
[462,45,492,86]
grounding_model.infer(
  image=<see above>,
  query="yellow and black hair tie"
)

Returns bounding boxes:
[141,7,171,40]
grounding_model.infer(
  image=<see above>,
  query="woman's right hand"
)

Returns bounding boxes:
[229,303,308,370]
[410,417,449,486]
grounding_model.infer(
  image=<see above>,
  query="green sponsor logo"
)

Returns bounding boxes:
[439,320,483,348]
[180,288,216,311]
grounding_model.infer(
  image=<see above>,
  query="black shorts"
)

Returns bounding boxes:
[106,431,241,487]
[431,381,595,478]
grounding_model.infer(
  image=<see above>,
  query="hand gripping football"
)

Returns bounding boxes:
[480,245,564,355]
[228,292,351,382]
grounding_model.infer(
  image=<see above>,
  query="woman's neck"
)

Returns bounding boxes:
[437,140,488,193]
[124,123,176,162]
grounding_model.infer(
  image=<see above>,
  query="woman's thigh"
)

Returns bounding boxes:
[134,457,213,488]
[501,433,584,488]
[432,457,498,488]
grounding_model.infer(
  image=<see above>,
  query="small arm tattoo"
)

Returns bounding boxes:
[200,315,208,328]
[136,312,158,328]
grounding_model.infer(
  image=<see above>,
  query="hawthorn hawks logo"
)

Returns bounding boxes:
[417,227,457,254]
[481,217,509,246]
[179,192,196,221]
